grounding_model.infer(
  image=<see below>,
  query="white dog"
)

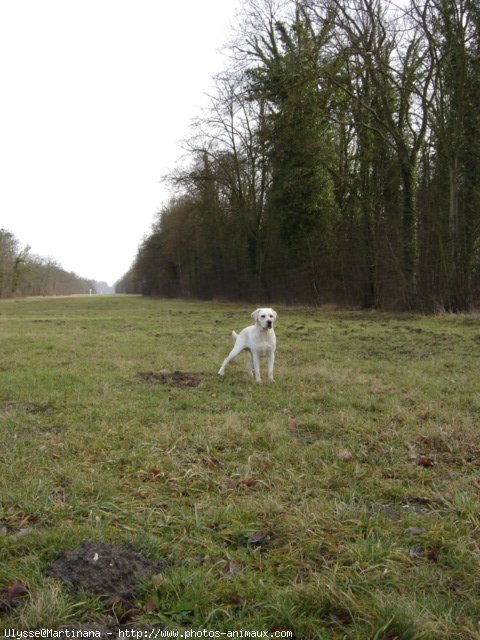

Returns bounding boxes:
[218,308,277,383]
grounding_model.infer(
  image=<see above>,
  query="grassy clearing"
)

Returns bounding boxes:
[1,295,480,638]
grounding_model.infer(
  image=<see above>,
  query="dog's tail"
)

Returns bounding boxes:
[232,331,238,340]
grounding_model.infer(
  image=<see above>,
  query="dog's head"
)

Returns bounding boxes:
[251,307,277,330]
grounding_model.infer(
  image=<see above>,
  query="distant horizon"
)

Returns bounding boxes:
[1,227,119,287]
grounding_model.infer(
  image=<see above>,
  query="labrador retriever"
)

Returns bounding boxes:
[218,308,277,383]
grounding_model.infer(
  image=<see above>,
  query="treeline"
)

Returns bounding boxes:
[117,0,480,311]
[0,229,94,297]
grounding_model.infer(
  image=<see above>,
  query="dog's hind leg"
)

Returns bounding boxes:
[218,343,244,376]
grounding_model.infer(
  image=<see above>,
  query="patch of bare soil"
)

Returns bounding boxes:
[137,370,201,387]
[45,541,162,600]
[0,582,28,614]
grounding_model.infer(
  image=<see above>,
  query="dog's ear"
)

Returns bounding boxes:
[272,309,277,320]
[251,309,260,322]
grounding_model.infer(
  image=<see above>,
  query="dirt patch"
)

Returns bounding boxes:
[0,582,28,614]
[137,370,201,387]
[45,541,163,599]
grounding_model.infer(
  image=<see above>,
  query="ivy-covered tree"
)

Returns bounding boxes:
[121,0,480,312]
[246,2,339,299]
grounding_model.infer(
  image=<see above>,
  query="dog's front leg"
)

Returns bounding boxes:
[246,352,254,377]
[252,351,262,383]
[267,350,275,382]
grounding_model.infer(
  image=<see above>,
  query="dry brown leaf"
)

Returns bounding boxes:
[288,418,298,430]
[417,455,435,468]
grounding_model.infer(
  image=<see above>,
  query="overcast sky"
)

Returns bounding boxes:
[0,0,240,286]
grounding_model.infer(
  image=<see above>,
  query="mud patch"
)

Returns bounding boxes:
[137,370,201,387]
[0,582,28,614]
[45,541,163,599]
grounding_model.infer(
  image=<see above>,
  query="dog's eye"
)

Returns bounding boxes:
[261,315,265,318]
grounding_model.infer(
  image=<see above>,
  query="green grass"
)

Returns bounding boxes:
[1,295,480,638]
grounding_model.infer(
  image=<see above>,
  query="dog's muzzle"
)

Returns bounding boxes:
[267,321,272,328]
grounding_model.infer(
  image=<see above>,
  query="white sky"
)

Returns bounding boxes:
[0,0,240,286]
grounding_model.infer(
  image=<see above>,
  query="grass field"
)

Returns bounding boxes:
[1,295,480,638]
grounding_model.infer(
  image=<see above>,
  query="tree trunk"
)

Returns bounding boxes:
[401,159,418,308]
